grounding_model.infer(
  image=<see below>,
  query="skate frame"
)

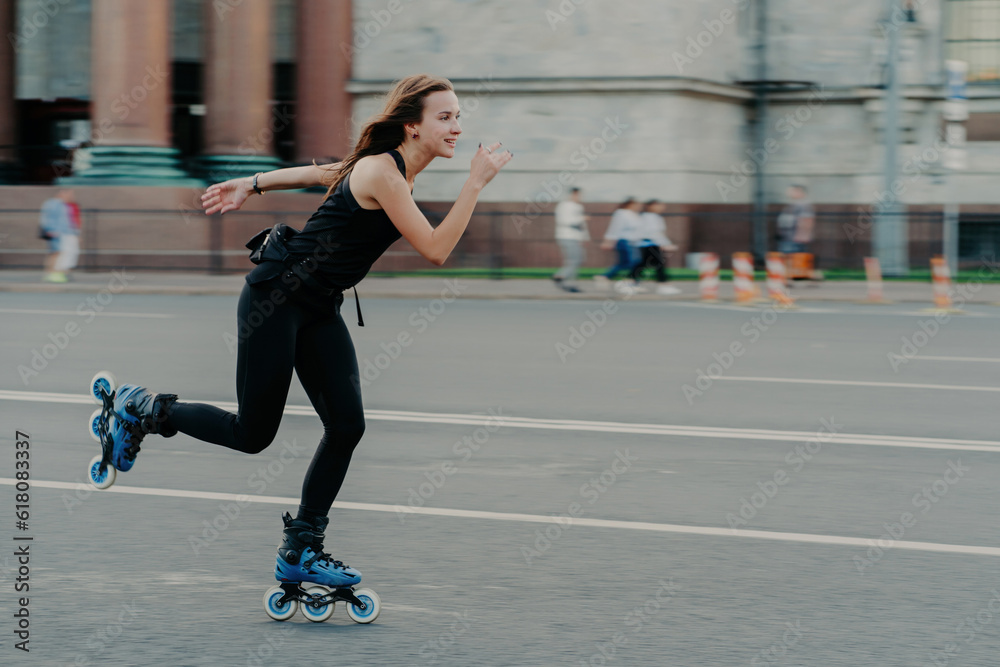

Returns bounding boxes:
[95,387,117,475]
[275,581,369,611]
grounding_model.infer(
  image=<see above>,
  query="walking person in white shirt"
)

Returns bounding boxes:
[552,187,589,293]
[594,198,643,291]
[631,200,680,295]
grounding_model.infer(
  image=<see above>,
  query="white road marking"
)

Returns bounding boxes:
[2,388,1000,452]
[716,376,1000,393]
[915,355,1000,363]
[0,308,173,319]
[7,478,1000,558]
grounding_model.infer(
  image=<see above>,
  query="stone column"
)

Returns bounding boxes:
[0,0,18,181]
[199,0,282,181]
[63,0,197,185]
[295,0,353,163]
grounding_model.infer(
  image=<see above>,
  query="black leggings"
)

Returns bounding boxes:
[168,279,364,516]
[630,246,668,283]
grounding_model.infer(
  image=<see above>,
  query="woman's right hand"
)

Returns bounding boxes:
[469,141,513,189]
[201,177,253,215]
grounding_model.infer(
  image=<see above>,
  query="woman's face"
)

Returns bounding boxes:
[413,90,462,158]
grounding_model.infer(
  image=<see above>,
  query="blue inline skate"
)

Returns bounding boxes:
[263,512,381,623]
[86,371,177,490]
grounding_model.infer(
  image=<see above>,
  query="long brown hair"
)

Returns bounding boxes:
[319,74,454,198]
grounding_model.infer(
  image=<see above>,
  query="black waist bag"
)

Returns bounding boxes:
[246,223,297,265]
[244,224,365,326]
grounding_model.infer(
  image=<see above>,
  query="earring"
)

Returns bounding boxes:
[412,133,418,139]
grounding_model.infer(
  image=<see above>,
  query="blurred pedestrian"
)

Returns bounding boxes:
[630,200,680,295]
[55,191,82,276]
[777,184,820,282]
[39,189,77,283]
[776,184,814,255]
[594,198,643,291]
[552,187,589,293]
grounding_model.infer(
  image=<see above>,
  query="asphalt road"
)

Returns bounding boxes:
[1,292,999,666]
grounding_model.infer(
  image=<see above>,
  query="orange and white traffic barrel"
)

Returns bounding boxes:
[732,252,758,304]
[930,256,953,309]
[766,252,795,306]
[699,253,720,302]
[863,257,887,303]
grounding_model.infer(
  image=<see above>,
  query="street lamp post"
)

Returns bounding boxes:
[875,0,908,276]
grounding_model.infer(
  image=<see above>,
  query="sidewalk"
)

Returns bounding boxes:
[2,269,1000,304]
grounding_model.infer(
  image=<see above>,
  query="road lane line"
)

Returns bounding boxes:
[715,376,1000,393]
[3,389,1000,452]
[915,355,1000,363]
[0,308,173,318]
[8,478,1000,558]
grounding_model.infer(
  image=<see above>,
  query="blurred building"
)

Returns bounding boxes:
[3,0,348,185]
[2,0,1000,269]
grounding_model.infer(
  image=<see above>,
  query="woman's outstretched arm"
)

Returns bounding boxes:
[201,162,341,215]
[370,142,512,266]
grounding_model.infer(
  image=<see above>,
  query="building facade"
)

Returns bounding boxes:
[2,0,1000,270]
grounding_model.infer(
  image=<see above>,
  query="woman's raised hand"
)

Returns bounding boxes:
[469,141,513,189]
[201,177,253,215]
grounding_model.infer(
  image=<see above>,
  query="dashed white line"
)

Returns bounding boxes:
[0,308,173,319]
[2,389,999,452]
[915,355,1000,363]
[7,478,1000,558]
[716,376,1000,393]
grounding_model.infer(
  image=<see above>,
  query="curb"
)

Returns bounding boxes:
[3,282,1000,305]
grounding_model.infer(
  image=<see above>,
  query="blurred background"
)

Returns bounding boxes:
[1,0,999,276]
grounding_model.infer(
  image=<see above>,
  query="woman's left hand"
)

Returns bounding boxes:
[201,177,253,215]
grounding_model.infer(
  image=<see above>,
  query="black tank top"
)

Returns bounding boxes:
[284,148,407,291]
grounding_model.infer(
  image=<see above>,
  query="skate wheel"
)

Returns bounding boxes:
[300,586,335,623]
[89,371,117,404]
[346,587,380,624]
[88,454,116,490]
[88,408,103,443]
[263,585,298,621]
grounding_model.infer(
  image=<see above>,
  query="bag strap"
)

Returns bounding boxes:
[353,287,364,327]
